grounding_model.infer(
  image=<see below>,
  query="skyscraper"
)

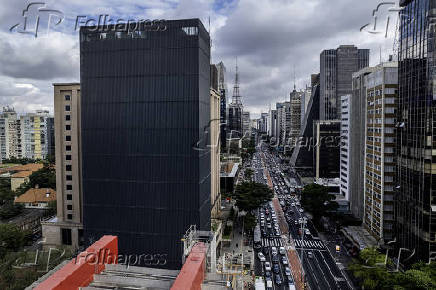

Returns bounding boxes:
[320,45,369,120]
[396,0,436,262]
[289,88,303,147]
[216,62,227,149]
[364,62,398,242]
[80,19,211,269]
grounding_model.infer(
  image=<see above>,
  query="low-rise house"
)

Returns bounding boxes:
[15,188,56,209]
[11,170,33,191]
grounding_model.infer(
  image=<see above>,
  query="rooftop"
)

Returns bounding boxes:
[15,188,56,203]
[11,170,33,178]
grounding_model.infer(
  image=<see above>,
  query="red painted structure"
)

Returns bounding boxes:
[35,235,118,290]
[171,242,207,290]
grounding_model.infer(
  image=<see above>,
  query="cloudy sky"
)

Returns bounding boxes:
[0,0,399,117]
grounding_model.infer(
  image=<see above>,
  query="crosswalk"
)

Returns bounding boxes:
[261,238,283,247]
[294,239,325,250]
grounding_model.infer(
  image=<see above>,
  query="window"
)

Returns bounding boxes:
[66,145,71,151]
[66,185,72,190]
[66,155,71,160]
[66,135,71,141]
[67,204,73,210]
[66,194,72,200]
[65,105,70,111]
[61,228,72,245]
[65,95,71,101]
[66,165,72,171]
[65,125,71,130]
[66,175,72,181]
[67,214,73,220]
[66,115,71,121]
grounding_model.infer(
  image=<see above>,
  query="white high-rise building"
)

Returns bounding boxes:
[340,95,351,201]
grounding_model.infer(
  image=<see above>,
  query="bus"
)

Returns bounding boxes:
[255,277,266,290]
[254,225,262,250]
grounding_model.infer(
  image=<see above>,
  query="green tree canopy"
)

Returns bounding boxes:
[244,168,254,180]
[301,183,338,221]
[28,164,56,190]
[231,182,273,212]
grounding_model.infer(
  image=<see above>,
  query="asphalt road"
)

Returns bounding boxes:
[253,142,353,290]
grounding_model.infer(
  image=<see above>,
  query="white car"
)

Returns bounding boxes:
[299,208,304,213]
[271,247,278,256]
[282,256,288,265]
[258,252,266,262]
[291,203,295,206]
[285,267,291,276]
[265,261,272,271]
[279,246,286,255]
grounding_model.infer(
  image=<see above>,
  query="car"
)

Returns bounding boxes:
[271,247,278,256]
[299,208,304,213]
[282,256,288,265]
[272,263,280,274]
[258,252,266,262]
[291,202,295,206]
[274,274,282,285]
[272,254,279,264]
[307,251,313,258]
[284,267,291,276]
[267,223,272,229]
[294,220,298,225]
[285,274,293,283]
[305,229,311,236]
[265,270,272,278]
[279,246,286,255]
[265,262,272,271]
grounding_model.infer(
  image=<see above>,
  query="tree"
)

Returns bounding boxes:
[243,213,257,235]
[245,168,253,180]
[0,224,27,255]
[300,183,338,221]
[0,202,23,220]
[232,182,273,212]
[28,164,56,189]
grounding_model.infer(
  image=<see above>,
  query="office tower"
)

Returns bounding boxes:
[290,76,320,171]
[268,109,277,140]
[79,19,211,269]
[313,120,340,179]
[277,102,290,146]
[289,88,303,145]
[276,103,284,143]
[216,62,227,149]
[363,62,398,242]
[42,83,83,248]
[320,45,369,120]
[210,87,221,220]
[242,111,251,136]
[228,60,243,138]
[396,0,436,262]
[346,66,376,220]
[339,95,351,202]
[301,85,311,127]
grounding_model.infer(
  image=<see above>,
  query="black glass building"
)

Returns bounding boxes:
[79,19,211,269]
[396,0,436,263]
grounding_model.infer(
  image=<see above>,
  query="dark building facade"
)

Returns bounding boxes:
[80,19,211,269]
[46,117,55,160]
[320,45,369,120]
[396,0,436,263]
[313,120,341,179]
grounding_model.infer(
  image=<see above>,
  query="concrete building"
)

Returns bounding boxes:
[347,66,376,220]
[20,110,51,160]
[289,88,303,146]
[216,62,227,150]
[320,45,369,120]
[340,95,351,202]
[42,83,83,249]
[242,111,251,136]
[210,87,221,220]
[0,107,53,161]
[364,62,397,242]
[268,109,278,144]
[275,103,284,143]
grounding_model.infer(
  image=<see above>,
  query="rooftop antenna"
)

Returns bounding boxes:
[293,65,296,91]
[379,46,382,64]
